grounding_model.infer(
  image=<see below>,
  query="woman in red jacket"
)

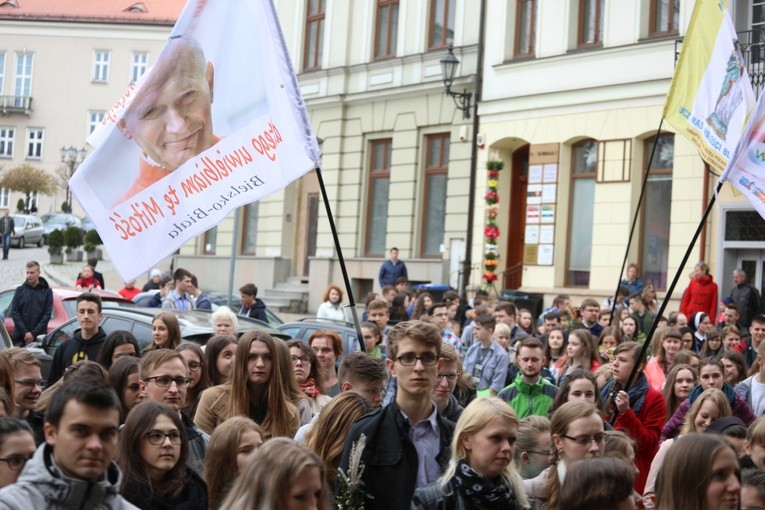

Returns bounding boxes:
[600,341,665,494]
[680,261,719,320]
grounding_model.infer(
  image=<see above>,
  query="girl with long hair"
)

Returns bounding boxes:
[720,349,747,386]
[194,331,304,438]
[220,438,328,510]
[523,401,604,510]
[316,284,346,322]
[107,356,145,424]
[119,400,208,509]
[596,326,621,363]
[389,293,410,323]
[411,292,433,321]
[559,457,636,510]
[145,311,181,352]
[204,416,263,510]
[304,392,371,494]
[204,335,238,387]
[177,342,209,418]
[544,327,567,382]
[555,329,600,385]
[644,327,683,391]
[700,328,723,360]
[661,363,697,420]
[547,368,599,418]
[412,397,529,509]
[620,315,641,344]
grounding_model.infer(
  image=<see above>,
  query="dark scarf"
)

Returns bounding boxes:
[452,459,520,509]
[299,377,321,398]
[600,373,650,415]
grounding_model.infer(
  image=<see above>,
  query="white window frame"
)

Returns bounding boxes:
[92,50,110,82]
[0,188,9,209]
[87,111,105,135]
[25,128,43,160]
[14,52,33,99]
[0,128,14,158]
[0,52,5,94]
[130,51,148,83]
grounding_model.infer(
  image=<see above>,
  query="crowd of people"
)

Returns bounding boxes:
[0,260,764,508]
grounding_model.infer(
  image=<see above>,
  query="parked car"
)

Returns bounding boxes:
[41,213,83,243]
[39,308,291,359]
[11,215,44,248]
[0,287,135,338]
[81,216,96,232]
[132,291,284,328]
[277,318,360,358]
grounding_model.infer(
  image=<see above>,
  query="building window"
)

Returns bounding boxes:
[374,0,399,59]
[650,0,679,36]
[0,188,9,209]
[421,133,450,257]
[130,52,148,83]
[303,0,325,70]
[428,0,455,50]
[0,52,5,93]
[579,0,604,47]
[0,128,13,157]
[93,50,110,82]
[365,139,392,256]
[641,134,674,290]
[241,203,259,255]
[515,0,536,57]
[566,139,597,287]
[14,52,33,107]
[25,128,43,159]
[203,226,217,255]
[88,111,105,135]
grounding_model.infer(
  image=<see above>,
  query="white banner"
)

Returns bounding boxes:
[71,0,320,281]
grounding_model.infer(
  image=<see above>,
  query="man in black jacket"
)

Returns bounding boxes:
[339,321,454,509]
[47,293,106,385]
[10,261,53,346]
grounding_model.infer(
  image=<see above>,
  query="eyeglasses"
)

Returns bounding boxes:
[562,433,605,446]
[14,379,43,389]
[143,376,190,388]
[527,450,553,457]
[437,373,458,381]
[395,353,439,366]
[187,361,202,371]
[0,454,32,471]
[291,355,310,365]
[144,430,183,445]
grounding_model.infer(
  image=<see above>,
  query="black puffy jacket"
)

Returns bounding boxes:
[10,276,53,345]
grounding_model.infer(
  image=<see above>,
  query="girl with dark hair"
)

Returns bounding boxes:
[119,400,208,509]
[177,342,209,418]
[411,292,433,321]
[555,329,600,385]
[547,368,599,418]
[107,356,144,423]
[288,340,330,417]
[203,335,237,386]
[95,331,140,369]
[388,293,409,323]
[560,457,636,510]
[720,349,747,386]
[700,328,723,360]
[360,321,384,360]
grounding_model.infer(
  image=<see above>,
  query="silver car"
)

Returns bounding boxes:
[11,214,44,248]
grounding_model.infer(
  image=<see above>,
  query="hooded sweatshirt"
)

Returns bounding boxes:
[0,443,138,510]
[47,327,107,385]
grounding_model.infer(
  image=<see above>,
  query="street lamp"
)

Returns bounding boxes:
[60,146,87,211]
[440,47,472,119]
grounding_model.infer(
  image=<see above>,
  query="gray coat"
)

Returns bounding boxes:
[0,443,138,510]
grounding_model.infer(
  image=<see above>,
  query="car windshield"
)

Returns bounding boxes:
[42,214,70,224]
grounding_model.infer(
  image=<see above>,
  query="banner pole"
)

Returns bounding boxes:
[608,118,664,324]
[610,179,723,424]
[314,166,365,351]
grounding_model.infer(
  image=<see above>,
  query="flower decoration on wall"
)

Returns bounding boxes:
[482,160,503,285]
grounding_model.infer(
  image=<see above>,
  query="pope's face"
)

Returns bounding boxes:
[119,43,215,171]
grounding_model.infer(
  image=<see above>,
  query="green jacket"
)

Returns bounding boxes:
[497,372,558,419]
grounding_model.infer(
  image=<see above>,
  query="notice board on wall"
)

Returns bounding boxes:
[525,143,558,266]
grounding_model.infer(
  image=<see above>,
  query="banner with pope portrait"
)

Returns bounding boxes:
[70,0,320,281]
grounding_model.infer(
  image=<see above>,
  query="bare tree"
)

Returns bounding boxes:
[0,164,57,212]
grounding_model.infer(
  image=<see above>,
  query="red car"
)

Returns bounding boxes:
[0,287,135,338]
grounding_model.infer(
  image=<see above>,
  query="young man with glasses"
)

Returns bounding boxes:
[0,380,139,509]
[47,293,106,386]
[432,343,463,422]
[1,349,44,445]
[139,350,207,476]
[339,321,454,509]
[498,338,558,418]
